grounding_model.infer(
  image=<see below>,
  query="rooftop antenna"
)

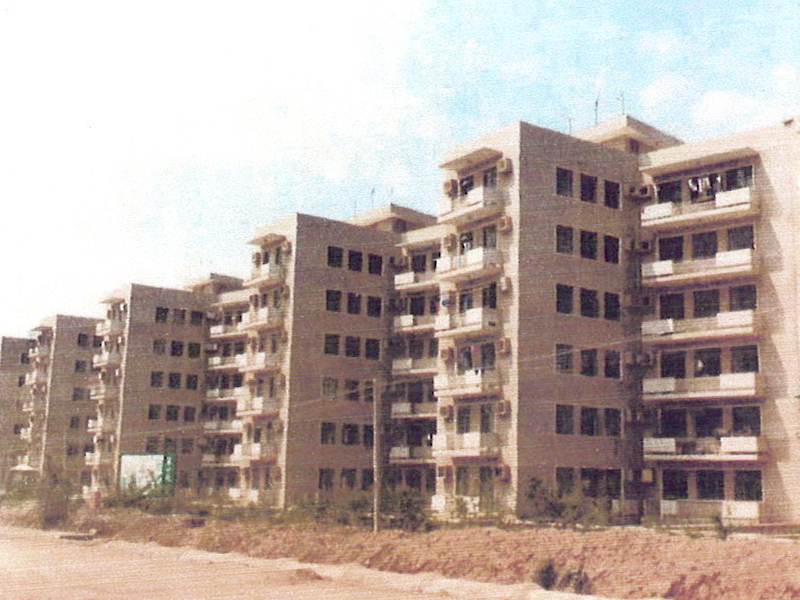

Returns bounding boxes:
[617,92,626,115]
[594,97,599,125]
[370,187,375,209]
[567,116,573,134]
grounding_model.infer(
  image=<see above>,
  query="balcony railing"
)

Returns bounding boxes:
[435,307,500,338]
[393,270,438,290]
[438,186,507,224]
[96,319,125,338]
[658,499,760,522]
[434,367,500,397]
[209,322,247,337]
[641,310,757,343]
[393,313,436,331]
[392,356,438,374]
[642,249,756,286]
[390,401,438,418]
[202,419,244,433]
[89,383,119,402]
[241,308,283,330]
[232,441,280,465]
[242,351,282,372]
[245,263,285,286]
[236,395,281,416]
[389,445,434,462]
[643,372,763,400]
[87,416,115,435]
[92,351,121,369]
[436,247,503,282]
[201,453,237,467]
[641,187,758,230]
[643,435,766,461]
[432,432,500,458]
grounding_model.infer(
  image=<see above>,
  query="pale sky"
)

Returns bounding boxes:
[1,0,798,337]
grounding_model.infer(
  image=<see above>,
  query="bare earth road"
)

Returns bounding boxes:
[0,524,609,600]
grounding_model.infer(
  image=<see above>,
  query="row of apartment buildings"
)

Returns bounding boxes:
[2,114,799,523]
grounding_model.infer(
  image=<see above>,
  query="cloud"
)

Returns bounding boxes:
[640,74,690,108]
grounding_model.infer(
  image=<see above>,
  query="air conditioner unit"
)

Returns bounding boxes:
[498,215,513,233]
[497,338,511,355]
[637,351,655,367]
[497,158,513,174]
[499,277,512,294]
[628,184,654,202]
[440,404,454,420]
[638,239,655,254]
[443,179,459,197]
[497,401,511,418]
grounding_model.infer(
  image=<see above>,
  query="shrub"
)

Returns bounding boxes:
[534,559,558,590]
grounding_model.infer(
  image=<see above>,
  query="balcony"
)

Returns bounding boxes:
[438,187,507,225]
[432,432,500,459]
[19,427,32,442]
[207,354,249,370]
[643,435,766,462]
[96,319,125,338]
[84,452,112,467]
[389,445,434,462]
[244,262,285,287]
[28,345,50,362]
[434,368,501,398]
[393,270,438,291]
[658,499,760,522]
[390,401,438,418]
[201,453,237,467]
[393,313,436,332]
[392,356,438,375]
[241,351,282,372]
[205,387,248,402]
[92,351,121,369]
[641,310,757,344]
[25,370,48,387]
[641,187,758,232]
[232,441,280,465]
[90,383,119,402]
[435,307,500,338]
[87,416,115,435]
[436,247,503,282]
[236,395,281,417]
[203,419,244,434]
[642,249,756,287]
[209,322,247,338]
[241,308,283,331]
[643,372,763,401]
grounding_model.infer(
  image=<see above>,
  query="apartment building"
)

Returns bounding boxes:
[88,283,218,493]
[0,337,33,492]
[19,315,102,488]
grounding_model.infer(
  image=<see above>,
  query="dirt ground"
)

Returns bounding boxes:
[5,505,800,600]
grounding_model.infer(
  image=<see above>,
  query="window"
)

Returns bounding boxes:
[692,231,718,258]
[184,406,196,422]
[458,291,473,313]
[734,470,762,501]
[555,344,573,373]
[733,405,761,436]
[730,284,757,311]
[580,173,597,203]
[688,173,720,201]
[604,235,619,264]
[327,246,343,268]
[662,470,689,499]
[93,335,103,348]
[325,290,341,312]
[728,225,754,250]
[69,416,80,429]
[323,334,340,355]
[731,345,759,373]
[145,437,159,453]
[428,339,439,358]
[482,282,497,309]
[604,408,621,436]
[342,424,359,445]
[556,283,573,315]
[694,348,721,377]
[345,336,361,357]
[483,166,497,188]
[657,180,682,203]
[580,349,597,377]
[74,360,87,373]
[322,377,338,398]
[556,467,575,496]
[168,372,181,389]
[556,225,573,254]
[409,338,425,360]
[319,469,334,491]
[367,296,382,317]
[459,231,474,254]
[148,405,161,420]
[604,351,621,379]
[321,422,336,444]
[155,307,169,323]
[660,293,685,320]
[172,309,186,324]
[341,469,357,490]
[368,254,383,275]
[150,371,164,388]
[457,346,473,372]
[659,236,684,262]
[190,310,204,325]
[580,231,597,259]
[153,339,166,355]
[661,351,686,378]
[347,293,361,315]
[344,379,359,402]
[166,405,180,421]
[411,254,426,273]
[456,406,471,434]
[482,224,497,249]
[171,341,184,357]
[693,290,720,318]
[480,404,493,433]
[363,381,374,403]
[455,467,470,496]
[363,425,374,449]
[361,469,374,491]
[348,250,363,272]
[365,339,380,360]
[580,407,600,436]
[77,333,89,347]
[604,293,620,321]
[694,470,725,500]
[604,180,620,209]
[20,352,29,365]
[556,168,573,196]
[725,165,753,190]
[555,405,574,435]
[580,288,599,318]
[187,343,201,359]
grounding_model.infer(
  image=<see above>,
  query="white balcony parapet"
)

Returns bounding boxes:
[642,249,755,285]
[642,310,756,342]
[643,373,762,400]
[434,368,500,397]
[641,187,757,229]
[245,263,285,286]
[435,307,500,336]
[432,432,499,458]
[643,437,677,454]
[438,186,507,223]
[437,247,503,278]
